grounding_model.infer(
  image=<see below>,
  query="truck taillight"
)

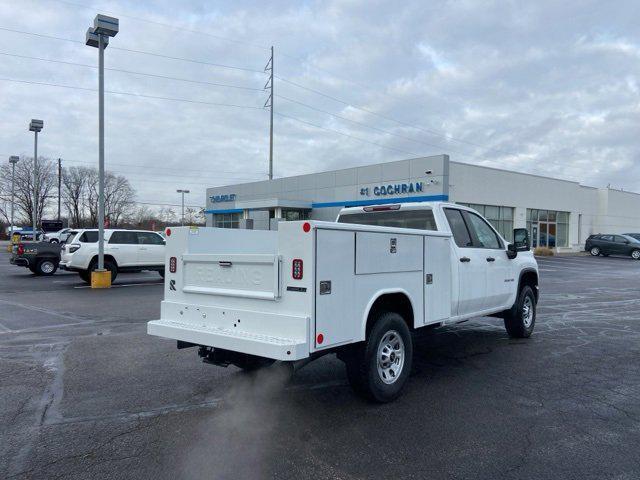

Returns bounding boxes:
[17,244,24,255]
[169,256,177,273]
[292,259,303,280]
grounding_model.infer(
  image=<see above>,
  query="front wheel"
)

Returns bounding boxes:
[345,311,413,403]
[49,239,59,243]
[589,246,600,256]
[504,285,536,338]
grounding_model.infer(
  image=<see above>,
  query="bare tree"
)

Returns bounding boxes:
[0,156,56,226]
[82,169,135,227]
[61,166,92,228]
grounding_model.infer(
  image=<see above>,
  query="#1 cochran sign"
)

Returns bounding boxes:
[360,182,424,197]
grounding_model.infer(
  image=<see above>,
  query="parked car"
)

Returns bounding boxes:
[43,228,75,243]
[10,241,62,275]
[585,234,640,259]
[13,230,45,242]
[60,229,166,283]
[623,233,640,242]
[148,202,538,402]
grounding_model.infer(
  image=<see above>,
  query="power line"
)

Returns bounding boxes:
[274,112,421,157]
[275,75,522,159]
[0,52,264,92]
[41,0,269,51]
[0,26,263,73]
[61,158,266,178]
[0,77,265,109]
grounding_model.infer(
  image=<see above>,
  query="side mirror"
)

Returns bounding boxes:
[513,228,530,251]
[507,243,518,259]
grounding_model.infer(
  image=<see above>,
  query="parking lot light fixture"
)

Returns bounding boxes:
[9,156,19,233]
[177,189,190,226]
[28,120,43,240]
[86,14,118,288]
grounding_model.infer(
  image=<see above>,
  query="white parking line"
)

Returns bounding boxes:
[73,282,163,289]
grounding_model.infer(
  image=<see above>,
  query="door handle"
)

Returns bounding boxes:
[460,257,471,263]
[486,257,495,262]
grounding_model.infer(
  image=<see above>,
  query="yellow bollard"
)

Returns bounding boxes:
[91,269,112,288]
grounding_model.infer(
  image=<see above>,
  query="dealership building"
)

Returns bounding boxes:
[205,154,640,252]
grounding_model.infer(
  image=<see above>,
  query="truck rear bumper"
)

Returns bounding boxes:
[10,257,29,267]
[147,319,308,361]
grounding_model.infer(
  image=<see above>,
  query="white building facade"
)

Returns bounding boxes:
[205,155,640,252]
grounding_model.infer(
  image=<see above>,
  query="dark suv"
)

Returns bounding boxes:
[585,234,640,260]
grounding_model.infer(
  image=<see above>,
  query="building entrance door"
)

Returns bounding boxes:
[537,222,557,248]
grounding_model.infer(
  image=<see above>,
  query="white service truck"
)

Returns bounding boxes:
[148,202,538,402]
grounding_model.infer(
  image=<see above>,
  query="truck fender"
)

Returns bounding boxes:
[359,288,416,342]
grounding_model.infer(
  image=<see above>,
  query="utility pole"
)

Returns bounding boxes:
[57,158,62,221]
[29,120,43,240]
[176,189,190,226]
[9,156,19,232]
[86,14,118,287]
[264,46,274,180]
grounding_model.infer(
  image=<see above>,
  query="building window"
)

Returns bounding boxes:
[526,209,569,248]
[457,203,514,241]
[213,213,240,228]
[281,209,310,221]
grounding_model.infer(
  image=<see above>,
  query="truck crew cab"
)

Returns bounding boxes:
[148,202,538,402]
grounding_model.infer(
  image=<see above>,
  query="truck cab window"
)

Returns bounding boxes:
[338,209,437,230]
[444,208,473,247]
[465,212,502,249]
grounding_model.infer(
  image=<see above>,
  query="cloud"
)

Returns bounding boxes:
[0,0,638,215]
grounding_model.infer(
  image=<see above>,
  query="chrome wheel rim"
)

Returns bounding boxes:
[590,247,599,256]
[522,296,534,328]
[41,261,55,274]
[377,330,405,385]
[632,251,640,260]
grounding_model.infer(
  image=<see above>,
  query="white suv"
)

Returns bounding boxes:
[43,228,75,243]
[60,229,166,283]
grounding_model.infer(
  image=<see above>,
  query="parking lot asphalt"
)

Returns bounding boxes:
[1,249,640,480]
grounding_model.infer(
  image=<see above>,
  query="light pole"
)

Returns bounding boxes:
[9,156,19,232]
[177,189,190,226]
[29,119,43,240]
[86,14,118,284]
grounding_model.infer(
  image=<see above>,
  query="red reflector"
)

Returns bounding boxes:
[292,259,303,280]
[302,222,311,233]
[17,244,24,255]
[316,333,324,344]
[166,228,172,237]
[169,257,177,273]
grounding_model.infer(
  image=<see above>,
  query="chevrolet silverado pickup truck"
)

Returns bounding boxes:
[148,202,538,402]
[10,241,62,275]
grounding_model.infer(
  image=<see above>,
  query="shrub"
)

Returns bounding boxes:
[534,246,554,256]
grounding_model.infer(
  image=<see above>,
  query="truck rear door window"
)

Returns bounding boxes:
[338,210,437,230]
[444,208,473,247]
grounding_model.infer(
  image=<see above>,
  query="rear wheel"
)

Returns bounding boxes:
[35,258,58,276]
[589,246,600,256]
[632,249,640,260]
[49,239,59,243]
[345,311,413,403]
[79,270,91,283]
[88,259,118,283]
[504,285,536,338]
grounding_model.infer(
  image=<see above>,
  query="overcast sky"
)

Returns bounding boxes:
[0,0,638,210]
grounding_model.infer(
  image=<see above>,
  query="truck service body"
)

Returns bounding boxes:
[148,202,538,401]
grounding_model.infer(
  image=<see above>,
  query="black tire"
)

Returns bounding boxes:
[35,258,58,276]
[344,311,413,403]
[158,269,165,279]
[88,259,118,283]
[589,246,600,256]
[504,285,536,338]
[79,270,91,284]
[49,239,59,243]
[631,249,640,261]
